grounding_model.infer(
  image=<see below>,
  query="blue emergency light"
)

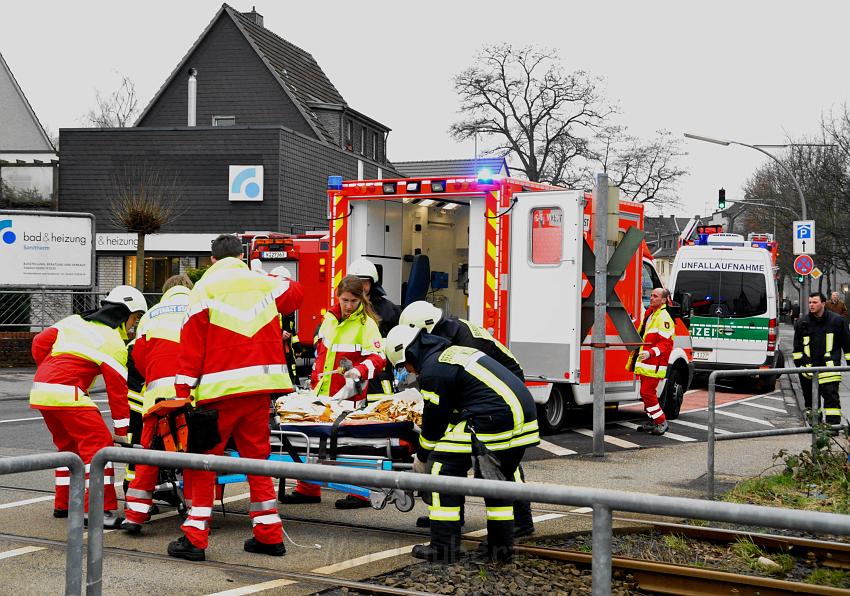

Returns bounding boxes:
[477,168,493,184]
[328,176,343,190]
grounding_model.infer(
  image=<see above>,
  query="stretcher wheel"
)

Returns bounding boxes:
[394,490,415,513]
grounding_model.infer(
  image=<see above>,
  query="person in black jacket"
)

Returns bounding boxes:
[349,258,400,403]
[399,301,534,538]
[385,324,539,564]
[792,292,850,425]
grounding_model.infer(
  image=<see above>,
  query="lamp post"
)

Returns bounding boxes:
[684,133,811,301]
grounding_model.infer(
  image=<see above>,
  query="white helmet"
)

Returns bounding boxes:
[269,265,292,278]
[103,285,148,314]
[250,258,264,273]
[348,257,378,283]
[399,301,443,333]
[385,324,422,367]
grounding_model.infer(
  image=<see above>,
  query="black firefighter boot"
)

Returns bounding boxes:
[512,500,535,538]
[411,520,461,563]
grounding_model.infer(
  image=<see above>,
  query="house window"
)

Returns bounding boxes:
[372,132,378,160]
[345,120,353,150]
[212,115,236,127]
[360,126,366,155]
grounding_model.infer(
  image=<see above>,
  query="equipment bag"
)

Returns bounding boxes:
[184,407,221,454]
[147,398,220,454]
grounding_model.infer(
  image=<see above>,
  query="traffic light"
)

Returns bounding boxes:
[797,274,805,283]
[718,188,726,210]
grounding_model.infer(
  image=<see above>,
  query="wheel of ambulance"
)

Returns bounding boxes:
[537,386,566,435]
[659,367,684,420]
[758,350,783,393]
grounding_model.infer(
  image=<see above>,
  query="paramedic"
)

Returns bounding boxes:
[167,234,303,562]
[385,324,539,564]
[279,274,386,509]
[349,257,399,401]
[30,285,148,528]
[399,300,534,537]
[628,287,674,435]
[793,292,850,425]
[122,274,193,535]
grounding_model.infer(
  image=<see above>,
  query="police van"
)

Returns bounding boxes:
[669,233,781,390]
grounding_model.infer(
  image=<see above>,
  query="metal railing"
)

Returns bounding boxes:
[0,452,85,595]
[85,447,850,596]
[0,290,162,331]
[707,365,850,499]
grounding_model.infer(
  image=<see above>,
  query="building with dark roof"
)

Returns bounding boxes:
[58,4,398,292]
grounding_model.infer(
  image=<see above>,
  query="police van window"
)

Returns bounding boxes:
[641,261,662,308]
[674,271,766,318]
[530,207,562,265]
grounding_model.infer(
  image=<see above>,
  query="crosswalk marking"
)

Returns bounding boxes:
[671,419,732,435]
[206,579,296,596]
[0,496,53,510]
[0,546,44,560]
[617,421,696,442]
[537,440,577,456]
[572,428,639,449]
[715,409,775,426]
[762,395,785,401]
[739,401,786,413]
[0,417,42,424]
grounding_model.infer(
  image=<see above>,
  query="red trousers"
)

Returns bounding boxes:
[181,394,282,549]
[638,376,667,424]
[41,409,117,512]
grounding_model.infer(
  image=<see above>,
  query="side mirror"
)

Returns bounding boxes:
[680,293,693,319]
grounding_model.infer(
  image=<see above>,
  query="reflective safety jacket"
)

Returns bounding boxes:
[412,335,539,460]
[134,286,191,414]
[629,304,675,379]
[310,303,385,401]
[792,309,850,384]
[431,316,524,381]
[29,314,131,434]
[175,257,304,404]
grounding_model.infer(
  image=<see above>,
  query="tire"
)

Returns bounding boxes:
[537,386,567,435]
[758,350,784,392]
[660,367,685,420]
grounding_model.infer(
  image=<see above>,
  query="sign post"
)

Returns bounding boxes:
[793,220,815,255]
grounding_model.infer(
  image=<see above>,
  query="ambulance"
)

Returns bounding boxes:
[326,172,693,433]
[669,232,781,390]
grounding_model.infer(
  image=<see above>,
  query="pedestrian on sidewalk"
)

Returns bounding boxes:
[826,291,848,322]
[792,292,850,425]
[628,287,674,435]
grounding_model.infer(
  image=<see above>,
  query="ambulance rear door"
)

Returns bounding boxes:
[507,190,584,382]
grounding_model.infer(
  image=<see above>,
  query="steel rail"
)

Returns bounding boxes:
[0,452,85,596]
[514,543,850,595]
[85,447,850,596]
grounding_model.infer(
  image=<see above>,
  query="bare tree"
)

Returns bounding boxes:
[592,127,688,206]
[82,75,139,128]
[450,44,611,183]
[108,164,183,290]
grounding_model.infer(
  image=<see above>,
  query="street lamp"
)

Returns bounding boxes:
[684,132,811,301]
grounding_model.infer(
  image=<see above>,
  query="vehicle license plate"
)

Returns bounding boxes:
[261,251,287,259]
[693,350,711,361]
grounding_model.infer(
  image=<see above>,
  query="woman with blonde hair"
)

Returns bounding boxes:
[279,275,386,509]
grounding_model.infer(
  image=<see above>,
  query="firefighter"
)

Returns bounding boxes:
[270,265,300,386]
[167,235,303,562]
[30,285,148,528]
[399,301,535,538]
[348,257,399,402]
[121,274,194,535]
[628,287,674,435]
[279,274,386,509]
[793,292,850,425]
[385,324,539,564]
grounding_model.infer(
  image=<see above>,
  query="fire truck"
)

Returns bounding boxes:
[326,172,693,433]
[239,231,331,351]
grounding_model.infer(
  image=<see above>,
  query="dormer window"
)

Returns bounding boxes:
[360,126,366,155]
[345,120,353,151]
[213,115,236,127]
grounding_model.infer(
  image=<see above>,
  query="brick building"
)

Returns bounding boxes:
[59,4,396,292]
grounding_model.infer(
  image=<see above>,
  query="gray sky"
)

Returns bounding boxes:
[2,0,848,218]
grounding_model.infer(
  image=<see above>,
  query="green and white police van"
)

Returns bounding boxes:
[669,233,781,390]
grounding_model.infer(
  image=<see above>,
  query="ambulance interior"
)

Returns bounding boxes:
[348,196,474,322]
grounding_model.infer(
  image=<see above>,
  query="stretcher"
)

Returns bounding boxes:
[217,412,418,511]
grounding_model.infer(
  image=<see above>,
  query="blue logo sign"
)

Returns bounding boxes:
[231,167,261,199]
[0,219,16,245]
[795,223,812,239]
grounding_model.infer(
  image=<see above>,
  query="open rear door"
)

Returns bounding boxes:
[508,190,584,382]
